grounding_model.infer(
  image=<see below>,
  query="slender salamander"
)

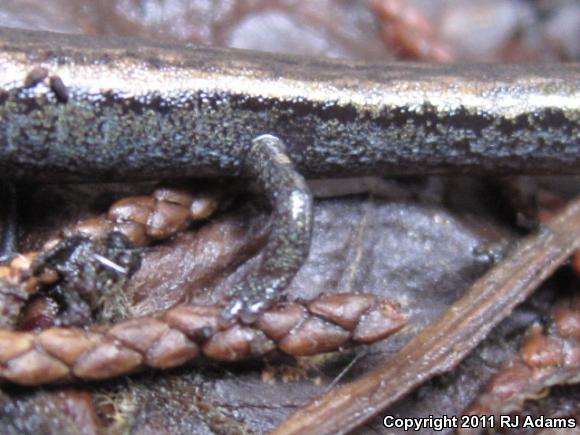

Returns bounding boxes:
[0,26,578,317]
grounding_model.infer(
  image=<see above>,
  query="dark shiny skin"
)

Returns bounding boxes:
[0,182,17,263]
[225,135,312,319]
[0,27,578,316]
[0,27,578,183]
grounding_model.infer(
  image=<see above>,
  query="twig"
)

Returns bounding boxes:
[0,293,406,385]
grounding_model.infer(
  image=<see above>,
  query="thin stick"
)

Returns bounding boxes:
[273,196,580,435]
